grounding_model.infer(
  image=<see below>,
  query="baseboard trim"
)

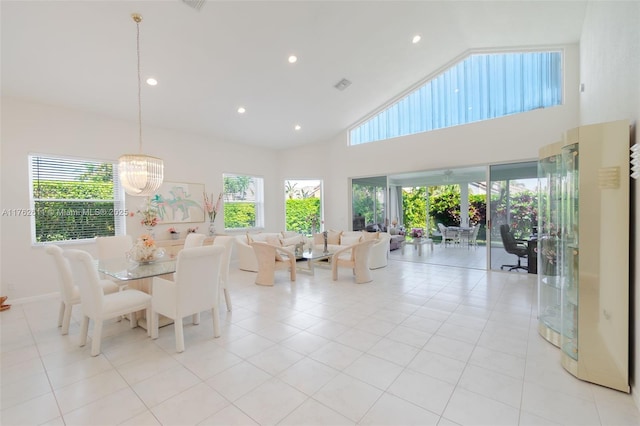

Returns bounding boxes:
[6,292,59,306]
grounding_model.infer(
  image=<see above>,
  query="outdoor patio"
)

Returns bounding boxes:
[388,240,531,274]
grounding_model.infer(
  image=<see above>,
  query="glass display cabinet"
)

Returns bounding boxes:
[558,120,630,393]
[537,141,564,346]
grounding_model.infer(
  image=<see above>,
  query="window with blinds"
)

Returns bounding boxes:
[29,154,126,244]
[350,50,563,145]
[222,173,264,230]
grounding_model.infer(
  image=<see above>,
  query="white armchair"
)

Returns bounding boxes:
[236,232,306,272]
[250,241,296,286]
[368,232,391,269]
[438,223,459,246]
[235,233,282,272]
[332,239,376,284]
[235,235,259,272]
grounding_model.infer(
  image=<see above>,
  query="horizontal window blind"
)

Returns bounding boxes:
[350,51,563,145]
[29,155,125,243]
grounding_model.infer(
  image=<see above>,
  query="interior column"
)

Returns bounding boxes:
[460,183,469,227]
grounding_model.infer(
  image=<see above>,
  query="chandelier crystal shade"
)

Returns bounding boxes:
[118,13,164,197]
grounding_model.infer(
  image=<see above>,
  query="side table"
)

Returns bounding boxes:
[401,238,434,256]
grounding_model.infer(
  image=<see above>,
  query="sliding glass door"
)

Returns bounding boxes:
[352,176,387,230]
[488,161,538,272]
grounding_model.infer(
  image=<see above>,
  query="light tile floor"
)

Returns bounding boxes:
[2,259,639,425]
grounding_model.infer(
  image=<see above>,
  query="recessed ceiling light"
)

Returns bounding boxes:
[294,124,301,131]
[237,107,246,114]
[288,55,298,64]
[412,34,422,44]
[146,77,158,86]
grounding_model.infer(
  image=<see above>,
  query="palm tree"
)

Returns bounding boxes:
[285,181,298,199]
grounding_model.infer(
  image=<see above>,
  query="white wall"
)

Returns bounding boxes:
[578,0,640,404]
[1,97,279,300]
[281,45,580,231]
[0,43,581,301]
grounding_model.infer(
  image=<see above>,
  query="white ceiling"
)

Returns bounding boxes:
[1,1,587,150]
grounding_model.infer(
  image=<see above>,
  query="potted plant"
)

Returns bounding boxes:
[410,228,424,239]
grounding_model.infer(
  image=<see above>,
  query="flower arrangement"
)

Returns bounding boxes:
[410,228,424,238]
[187,227,198,234]
[129,234,163,263]
[168,227,178,234]
[134,200,159,228]
[204,192,223,223]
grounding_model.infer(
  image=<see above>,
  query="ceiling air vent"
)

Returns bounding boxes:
[182,0,206,11]
[334,78,352,91]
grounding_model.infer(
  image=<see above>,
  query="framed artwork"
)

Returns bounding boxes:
[150,181,205,224]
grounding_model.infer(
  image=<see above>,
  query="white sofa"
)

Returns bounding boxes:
[235,231,307,272]
[313,230,391,269]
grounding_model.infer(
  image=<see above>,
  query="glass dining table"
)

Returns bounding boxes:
[98,257,176,282]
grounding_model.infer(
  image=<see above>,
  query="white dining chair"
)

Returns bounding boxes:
[213,235,234,311]
[95,235,134,287]
[151,245,225,352]
[45,245,120,335]
[96,235,133,260]
[183,233,207,249]
[64,249,152,356]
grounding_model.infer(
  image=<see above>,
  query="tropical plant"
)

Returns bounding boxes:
[285,198,321,234]
[285,181,298,199]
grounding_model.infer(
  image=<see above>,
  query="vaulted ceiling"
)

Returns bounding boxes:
[2,1,587,150]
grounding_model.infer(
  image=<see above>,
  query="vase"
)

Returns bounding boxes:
[145,226,155,238]
[171,233,180,240]
[322,231,328,254]
[208,222,216,236]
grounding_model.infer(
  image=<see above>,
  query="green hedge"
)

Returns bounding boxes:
[33,180,117,242]
[402,185,535,241]
[223,202,256,229]
[285,198,321,234]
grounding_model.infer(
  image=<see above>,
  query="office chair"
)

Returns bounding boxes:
[499,224,528,272]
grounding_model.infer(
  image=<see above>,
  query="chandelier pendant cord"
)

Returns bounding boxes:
[134,14,143,153]
[118,13,164,197]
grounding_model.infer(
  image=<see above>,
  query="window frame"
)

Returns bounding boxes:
[349,48,564,146]
[28,153,126,245]
[284,179,324,235]
[222,173,264,231]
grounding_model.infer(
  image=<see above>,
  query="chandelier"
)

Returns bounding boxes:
[118,13,164,196]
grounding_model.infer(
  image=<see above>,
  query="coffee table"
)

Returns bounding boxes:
[401,237,434,256]
[297,249,334,275]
